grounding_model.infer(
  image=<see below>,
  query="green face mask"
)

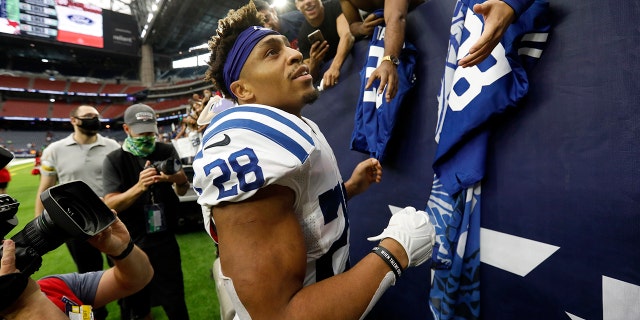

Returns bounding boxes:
[124,135,156,157]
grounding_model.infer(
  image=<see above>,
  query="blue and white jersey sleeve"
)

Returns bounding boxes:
[192,104,316,209]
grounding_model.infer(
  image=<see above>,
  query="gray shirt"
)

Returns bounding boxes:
[40,133,121,196]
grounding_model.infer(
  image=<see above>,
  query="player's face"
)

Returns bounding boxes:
[239,35,318,113]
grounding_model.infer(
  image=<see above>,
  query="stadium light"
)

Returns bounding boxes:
[272,0,288,9]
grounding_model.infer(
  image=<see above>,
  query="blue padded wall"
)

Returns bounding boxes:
[302,0,639,319]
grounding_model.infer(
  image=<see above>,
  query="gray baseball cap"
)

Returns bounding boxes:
[124,104,158,134]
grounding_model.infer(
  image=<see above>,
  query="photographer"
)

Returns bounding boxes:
[102,104,190,320]
[1,217,153,319]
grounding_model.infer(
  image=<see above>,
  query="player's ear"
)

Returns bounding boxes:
[231,80,254,102]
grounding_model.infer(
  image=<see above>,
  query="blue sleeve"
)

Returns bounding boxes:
[502,0,535,17]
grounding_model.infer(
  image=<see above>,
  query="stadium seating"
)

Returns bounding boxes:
[122,85,147,94]
[0,100,50,118]
[67,81,103,95]
[100,83,128,95]
[0,74,32,90]
[50,102,81,119]
[99,103,129,119]
[32,78,68,93]
[147,99,187,111]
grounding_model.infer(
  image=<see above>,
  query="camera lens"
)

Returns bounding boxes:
[156,158,181,175]
[55,194,101,233]
[12,211,66,257]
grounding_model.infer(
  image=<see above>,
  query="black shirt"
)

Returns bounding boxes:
[297,0,343,62]
[103,143,181,246]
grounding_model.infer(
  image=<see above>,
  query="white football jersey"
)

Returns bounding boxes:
[192,104,350,285]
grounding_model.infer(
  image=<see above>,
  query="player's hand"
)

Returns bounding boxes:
[366,62,398,103]
[368,206,435,267]
[345,158,382,199]
[458,0,516,67]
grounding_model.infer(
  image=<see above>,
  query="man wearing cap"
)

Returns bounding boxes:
[103,104,190,320]
[192,2,435,319]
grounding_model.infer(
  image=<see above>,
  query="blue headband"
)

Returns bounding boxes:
[223,26,278,100]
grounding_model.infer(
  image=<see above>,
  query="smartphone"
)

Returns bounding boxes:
[307,29,325,44]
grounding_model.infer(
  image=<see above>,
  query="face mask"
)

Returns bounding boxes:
[76,116,101,132]
[124,135,156,157]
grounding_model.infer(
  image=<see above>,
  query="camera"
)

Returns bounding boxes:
[0,180,116,276]
[146,157,182,175]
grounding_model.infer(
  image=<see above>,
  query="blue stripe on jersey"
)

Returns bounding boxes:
[196,105,315,162]
[204,118,311,163]
[315,183,350,281]
[203,105,314,145]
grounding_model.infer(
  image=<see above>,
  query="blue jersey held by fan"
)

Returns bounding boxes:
[350,9,417,161]
[426,0,551,319]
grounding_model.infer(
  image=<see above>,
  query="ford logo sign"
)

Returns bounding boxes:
[67,14,93,25]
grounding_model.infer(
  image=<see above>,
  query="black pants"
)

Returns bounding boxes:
[119,234,189,320]
[66,238,104,273]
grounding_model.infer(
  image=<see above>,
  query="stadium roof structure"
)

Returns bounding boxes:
[135,0,296,58]
[0,0,297,80]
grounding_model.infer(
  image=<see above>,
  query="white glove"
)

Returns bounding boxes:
[367,206,436,267]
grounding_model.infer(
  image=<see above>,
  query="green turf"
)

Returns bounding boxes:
[4,162,221,320]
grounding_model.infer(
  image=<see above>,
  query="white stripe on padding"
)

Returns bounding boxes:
[521,32,549,42]
[565,312,585,320]
[603,276,640,320]
[518,47,544,58]
[480,228,559,276]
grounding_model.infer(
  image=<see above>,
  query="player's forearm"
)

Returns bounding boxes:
[275,239,407,319]
[343,179,360,201]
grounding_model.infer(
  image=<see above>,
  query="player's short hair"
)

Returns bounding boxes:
[205,0,265,100]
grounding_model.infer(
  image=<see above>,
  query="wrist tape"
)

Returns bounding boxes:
[371,245,403,280]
